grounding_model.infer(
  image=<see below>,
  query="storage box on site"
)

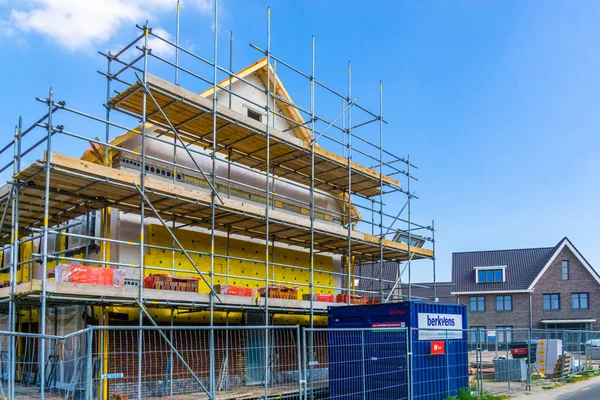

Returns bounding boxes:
[328,301,469,400]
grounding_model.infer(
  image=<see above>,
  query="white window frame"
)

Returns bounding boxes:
[474,266,507,283]
[245,106,264,123]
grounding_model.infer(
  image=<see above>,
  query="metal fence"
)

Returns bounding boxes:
[304,327,410,399]
[0,329,92,399]
[91,326,301,400]
[0,326,599,399]
[468,328,600,397]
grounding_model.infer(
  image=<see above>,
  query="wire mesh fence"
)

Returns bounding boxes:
[0,329,91,399]
[304,327,410,399]
[0,326,599,399]
[91,326,301,399]
[468,328,600,397]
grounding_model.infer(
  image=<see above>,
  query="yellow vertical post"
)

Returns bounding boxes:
[99,205,111,399]
[102,310,109,399]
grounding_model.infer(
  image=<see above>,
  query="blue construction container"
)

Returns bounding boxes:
[328,301,468,400]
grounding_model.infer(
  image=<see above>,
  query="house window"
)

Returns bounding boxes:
[470,326,486,344]
[496,295,512,311]
[572,293,589,309]
[247,108,262,122]
[477,269,504,283]
[497,326,513,343]
[543,294,560,310]
[562,260,569,280]
[470,296,485,312]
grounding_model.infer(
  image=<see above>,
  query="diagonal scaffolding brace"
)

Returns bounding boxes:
[134,73,224,205]
[0,185,14,233]
[310,97,358,145]
[134,183,222,302]
[384,252,415,303]
[380,195,413,238]
[135,299,214,399]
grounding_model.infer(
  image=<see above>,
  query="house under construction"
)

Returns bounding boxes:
[0,5,436,399]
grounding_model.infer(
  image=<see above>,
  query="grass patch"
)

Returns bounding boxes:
[563,369,600,384]
[446,388,511,400]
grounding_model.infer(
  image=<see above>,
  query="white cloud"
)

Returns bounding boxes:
[148,28,175,58]
[0,0,215,52]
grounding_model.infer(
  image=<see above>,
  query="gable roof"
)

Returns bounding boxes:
[527,237,600,289]
[199,56,312,143]
[452,237,599,294]
[83,57,311,164]
[452,244,558,293]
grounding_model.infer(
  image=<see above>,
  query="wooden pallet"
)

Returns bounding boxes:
[553,353,572,377]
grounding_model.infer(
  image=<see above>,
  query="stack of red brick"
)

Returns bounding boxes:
[144,274,199,292]
[302,293,335,302]
[257,285,299,300]
[336,293,379,304]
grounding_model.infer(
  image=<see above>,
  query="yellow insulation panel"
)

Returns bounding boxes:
[145,224,335,297]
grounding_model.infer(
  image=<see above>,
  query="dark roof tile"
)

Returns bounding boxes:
[452,243,559,292]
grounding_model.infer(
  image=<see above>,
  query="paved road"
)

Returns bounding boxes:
[556,380,600,400]
[511,375,600,399]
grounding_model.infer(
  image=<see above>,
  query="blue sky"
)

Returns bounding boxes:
[1,1,599,282]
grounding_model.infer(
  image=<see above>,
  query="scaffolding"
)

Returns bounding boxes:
[0,2,436,398]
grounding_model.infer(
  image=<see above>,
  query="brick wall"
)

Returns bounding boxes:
[101,327,302,398]
[457,293,530,330]
[457,246,600,331]
[532,246,600,329]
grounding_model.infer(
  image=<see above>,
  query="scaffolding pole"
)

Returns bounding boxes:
[136,23,149,400]
[379,80,384,302]
[210,2,219,397]
[264,7,271,400]
[39,87,53,400]
[346,61,353,300]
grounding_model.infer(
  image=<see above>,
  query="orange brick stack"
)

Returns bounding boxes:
[336,293,369,304]
[144,274,199,292]
[109,394,128,400]
[302,293,335,302]
[215,284,254,297]
[257,285,299,300]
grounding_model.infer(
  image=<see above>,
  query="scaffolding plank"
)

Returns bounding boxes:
[0,280,338,312]
[4,154,432,260]
[109,74,399,197]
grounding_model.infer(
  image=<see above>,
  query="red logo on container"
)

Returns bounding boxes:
[389,309,406,316]
[431,341,444,355]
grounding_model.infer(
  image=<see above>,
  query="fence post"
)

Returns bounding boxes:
[296,326,302,399]
[506,329,510,392]
[525,328,533,391]
[478,328,483,396]
[561,330,565,379]
[408,328,413,400]
[8,332,14,400]
[361,330,367,400]
[569,329,582,374]
[303,328,308,400]
[445,329,450,398]
[86,328,94,400]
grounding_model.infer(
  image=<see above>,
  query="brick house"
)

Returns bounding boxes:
[451,237,600,338]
